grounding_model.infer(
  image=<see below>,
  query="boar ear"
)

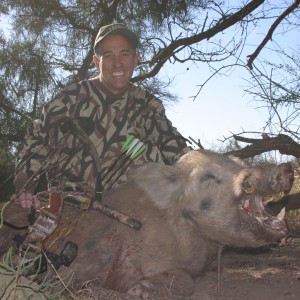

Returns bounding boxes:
[128,163,186,209]
[233,169,254,196]
[269,163,294,194]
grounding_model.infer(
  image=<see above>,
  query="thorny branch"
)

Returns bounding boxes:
[247,0,300,70]
[225,134,300,159]
[132,0,265,82]
[243,61,300,142]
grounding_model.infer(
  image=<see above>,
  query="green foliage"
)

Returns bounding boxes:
[0,247,65,299]
[0,140,15,201]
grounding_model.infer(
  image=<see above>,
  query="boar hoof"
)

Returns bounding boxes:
[127,280,170,299]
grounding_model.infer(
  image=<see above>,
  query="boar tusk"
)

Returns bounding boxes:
[276,207,286,221]
[255,216,263,225]
[242,198,252,213]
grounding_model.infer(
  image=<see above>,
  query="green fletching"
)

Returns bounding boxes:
[129,141,144,158]
[121,135,135,152]
[121,135,147,159]
[132,144,147,159]
[126,139,139,155]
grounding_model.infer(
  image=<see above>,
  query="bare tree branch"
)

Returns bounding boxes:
[247,0,300,69]
[133,0,266,82]
[226,134,300,158]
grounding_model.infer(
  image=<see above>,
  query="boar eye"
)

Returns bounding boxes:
[182,210,196,221]
[167,173,178,183]
[200,197,212,210]
[200,173,221,184]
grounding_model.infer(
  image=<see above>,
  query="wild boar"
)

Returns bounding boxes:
[0,150,291,298]
[55,150,289,298]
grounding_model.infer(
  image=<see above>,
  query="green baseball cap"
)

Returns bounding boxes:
[94,23,139,52]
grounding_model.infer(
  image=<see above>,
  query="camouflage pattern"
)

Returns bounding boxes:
[14,76,190,194]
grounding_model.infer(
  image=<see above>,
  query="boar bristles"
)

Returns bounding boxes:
[128,162,186,209]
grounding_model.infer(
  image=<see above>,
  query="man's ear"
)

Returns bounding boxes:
[134,52,140,68]
[93,55,100,69]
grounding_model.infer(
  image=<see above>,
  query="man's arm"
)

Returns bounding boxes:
[144,96,191,165]
[12,86,73,207]
[12,119,48,207]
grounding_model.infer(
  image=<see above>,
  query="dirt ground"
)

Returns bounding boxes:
[194,241,300,300]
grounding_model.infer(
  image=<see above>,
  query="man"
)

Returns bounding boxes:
[12,23,191,208]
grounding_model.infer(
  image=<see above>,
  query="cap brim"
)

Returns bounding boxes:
[94,28,139,51]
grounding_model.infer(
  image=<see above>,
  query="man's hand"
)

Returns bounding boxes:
[11,192,40,208]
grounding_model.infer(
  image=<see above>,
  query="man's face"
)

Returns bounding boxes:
[93,34,140,95]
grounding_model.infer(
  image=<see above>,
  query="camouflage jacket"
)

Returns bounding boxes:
[14,77,191,194]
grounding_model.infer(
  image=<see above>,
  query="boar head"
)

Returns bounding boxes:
[130,150,289,248]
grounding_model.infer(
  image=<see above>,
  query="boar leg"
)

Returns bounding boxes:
[217,245,224,296]
[126,269,195,298]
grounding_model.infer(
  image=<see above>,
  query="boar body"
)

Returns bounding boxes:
[1,150,290,298]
